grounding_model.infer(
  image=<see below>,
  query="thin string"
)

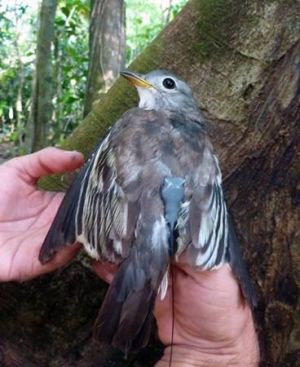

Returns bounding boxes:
[169,262,175,367]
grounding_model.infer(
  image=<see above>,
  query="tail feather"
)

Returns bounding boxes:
[94,284,123,345]
[94,248,164,354]
[94,178,183,354]
[113,286,156,353]
[129,311,154,352]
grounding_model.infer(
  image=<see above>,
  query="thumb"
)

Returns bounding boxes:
[7,147,84,183]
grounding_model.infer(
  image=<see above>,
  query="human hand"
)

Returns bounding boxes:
[94,262,259,367]
[155,264,259,366]
[0,147,84,282]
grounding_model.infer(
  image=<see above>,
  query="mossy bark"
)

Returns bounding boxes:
[1,0,300,366]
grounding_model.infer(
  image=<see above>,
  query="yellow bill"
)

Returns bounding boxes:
[120,70,153,89]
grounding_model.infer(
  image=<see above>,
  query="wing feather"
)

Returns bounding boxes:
[75,131,140,262]
[39,127,138,264]
[177,154,228,270]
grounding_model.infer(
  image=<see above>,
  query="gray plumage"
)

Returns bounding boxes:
[161,177,185,230]
[161,176,185,257]
[39,69,256,354]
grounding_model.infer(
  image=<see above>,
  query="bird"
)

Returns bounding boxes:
[39,69,257,355]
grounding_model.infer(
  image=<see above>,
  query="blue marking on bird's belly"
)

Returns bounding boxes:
[161,177,185,257]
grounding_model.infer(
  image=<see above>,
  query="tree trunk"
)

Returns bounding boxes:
[26,0,57,153]
[1,1,300,366]
[83,0,125,116]
[13,8,26,149]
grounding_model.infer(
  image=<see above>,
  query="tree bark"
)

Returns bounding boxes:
[26,0,57,153]
[1,0,300,366]
[13,6,26,149]
[83,0,125,116]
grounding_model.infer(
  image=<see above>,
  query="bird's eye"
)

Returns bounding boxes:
[162,78,176,89]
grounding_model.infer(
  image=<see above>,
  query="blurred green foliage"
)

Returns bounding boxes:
[126,0,187,62]
[50,0,89,145]
[0,3,36,146]
[0,0,187,151]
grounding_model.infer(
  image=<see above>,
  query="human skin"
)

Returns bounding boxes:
[0,147,83,282]
[0,148,259,366]
[154,264,259,366]
[94,262,259,367]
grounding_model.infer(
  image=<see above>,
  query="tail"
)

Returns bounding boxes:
[94,177,185,354]
[94,242,168,354]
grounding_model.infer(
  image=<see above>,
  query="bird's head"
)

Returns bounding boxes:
[121,69,200,116]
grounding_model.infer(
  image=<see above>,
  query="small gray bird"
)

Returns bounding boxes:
[39,69,256,354]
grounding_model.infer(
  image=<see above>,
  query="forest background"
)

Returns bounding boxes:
[0,1,300,366]
[0,0,187,158]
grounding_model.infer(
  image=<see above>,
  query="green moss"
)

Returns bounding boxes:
[63,35,164,154]
[192,0,253,61]
[39,35,165,190]
[63,46,163,154]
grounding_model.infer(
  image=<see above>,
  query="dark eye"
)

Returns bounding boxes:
[162,78,176,89]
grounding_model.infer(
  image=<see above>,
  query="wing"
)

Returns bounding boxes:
[75,131,139,262]
[177,149,257,307]
[39,128,138,264]
[177,152,228,270]
[226,215,257,308]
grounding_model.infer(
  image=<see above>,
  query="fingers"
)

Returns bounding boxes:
[7,147,84,183]
[92,261,117,284]
[175,262,238,289]
[38,253,117,284]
